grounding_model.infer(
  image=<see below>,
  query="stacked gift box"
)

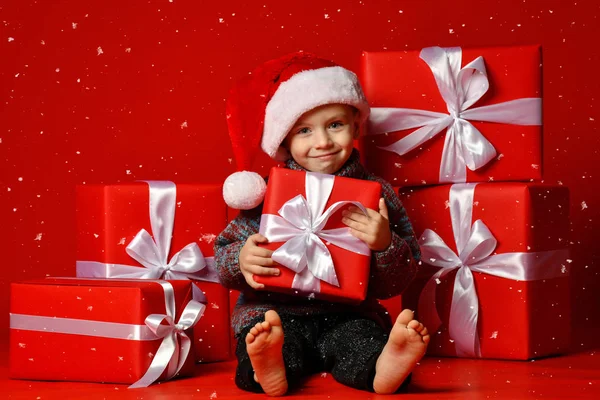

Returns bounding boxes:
[9,181,234,386]
[358,45,571,359]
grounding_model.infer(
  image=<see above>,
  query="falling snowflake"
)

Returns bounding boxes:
[581,201,588,210]
[118,237,126,245]
[209,391,218,399]
[18,343,26,348]
[218,18,224,23]
[199,233,217,243]
[91,348,97,351]
[429,258,437,263]
[444,200,450,209]
[531,164,539,170]
[321,372,328,377]
[394,163,402,168]
[34,233,43,241]
[72,22,78,29]
[8,37,14,42]
[210,303,220,309]
[435,278,441,285]
[324,14,330,19]
[561,265,567,274]
[97,46,104,55]
[126,169,131,175]
[449,28,454,34]
[93,233,99,238]
[490,331,498,339]
[125,47,132,53]
[180,121,188,129]
[87,305,93,311]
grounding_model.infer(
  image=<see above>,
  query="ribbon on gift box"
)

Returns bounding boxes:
[368,46,542,183]
[259,172,371,294]
[417,183,570,357]
[77,181,220,303]
[9,280,205,388]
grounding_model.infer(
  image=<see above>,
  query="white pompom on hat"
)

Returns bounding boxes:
[223,52,370,209]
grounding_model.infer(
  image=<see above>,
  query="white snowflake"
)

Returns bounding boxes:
[324,14,329,19]
[199,233,217,243]
[449,28,454,34]
[125,47,132,53]
[180,121,188,129]
[18,343,26,348]
[72,22,78,29]
[8,37,14,42]
[490,331,498,339]
[581,201,588,210]
[96,46,104,55]
[210,303,219,309]
[210,391,218,399]
[34,233,43,241]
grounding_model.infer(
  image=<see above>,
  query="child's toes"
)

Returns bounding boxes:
[260,320,271,330]
[250,326,260,336]
[245,332,256,344]
[254,322,264,333]
[421,327,429,337]
[407,320,420,330]
[415,322,424,333]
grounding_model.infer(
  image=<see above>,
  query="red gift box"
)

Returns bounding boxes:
[359,45,542,186]
[76,181,231,362]
[9,278,198,386]
[398,183,570,360]
[255,167,381,304]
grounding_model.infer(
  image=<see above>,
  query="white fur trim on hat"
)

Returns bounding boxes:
[223,171,267,210]
[261,66,370,158]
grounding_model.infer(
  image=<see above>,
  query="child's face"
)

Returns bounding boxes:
[282,104,359,174]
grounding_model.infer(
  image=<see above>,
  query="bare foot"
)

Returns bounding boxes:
[246,310,288,396]
[373,309,430,394]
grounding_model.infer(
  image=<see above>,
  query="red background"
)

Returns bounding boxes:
[1,0,598,353]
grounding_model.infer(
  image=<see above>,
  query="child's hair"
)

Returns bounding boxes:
[223,52,370,211]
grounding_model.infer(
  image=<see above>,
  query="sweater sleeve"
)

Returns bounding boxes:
[366,178,421,300]
[213,206,262,292]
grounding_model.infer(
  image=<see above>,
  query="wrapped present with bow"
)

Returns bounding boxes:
[9,278,203,387]
[256,167,381,304]
[359,45,542,186]
[397,183,571,359]
[76,181,231,362]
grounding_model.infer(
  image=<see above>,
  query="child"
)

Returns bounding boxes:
[215,52,429,396]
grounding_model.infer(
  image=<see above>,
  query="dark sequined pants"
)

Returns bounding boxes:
[234,313,412,393]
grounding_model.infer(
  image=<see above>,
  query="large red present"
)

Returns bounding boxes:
[398,183,570,359]
[9,278,202,386]
[359,45,542,186]
[255,167,381,304]
[76,181,231,362]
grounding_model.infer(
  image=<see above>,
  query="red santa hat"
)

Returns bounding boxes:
[223,52,370,210]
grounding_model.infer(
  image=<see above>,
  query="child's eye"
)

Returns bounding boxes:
[329,121,344,129]
[297,127,311,135]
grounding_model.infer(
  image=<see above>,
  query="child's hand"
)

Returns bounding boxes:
[239,234,280,289]
[342,198,392,252]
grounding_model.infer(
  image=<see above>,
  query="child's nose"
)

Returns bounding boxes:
[313,128,333,148]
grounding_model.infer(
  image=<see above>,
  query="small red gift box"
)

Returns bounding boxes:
[398,183,570,359]
[9,278,200,386]
[359,45,542,186]
[76,181,231,362]
[255,167,381,304]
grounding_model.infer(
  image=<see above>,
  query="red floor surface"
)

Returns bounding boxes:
[2,351,600,399]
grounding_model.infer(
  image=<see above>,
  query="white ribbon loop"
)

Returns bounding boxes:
[368,46,542,183]
[417,183,570,358]
[259,171,371,294]
[129,282,205,388]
